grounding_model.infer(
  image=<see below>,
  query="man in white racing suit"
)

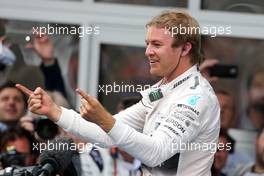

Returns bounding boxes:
[17,10,220,176]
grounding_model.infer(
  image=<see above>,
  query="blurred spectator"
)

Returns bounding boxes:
[222,128,257,175]
[5,43,45,91]
[68,44,79,91]
[230,126,264,176]
[200,59,237,129]
[1,22,67,100]
[0,81,27,127]
[246,100,264,130]
[111,96,141,176]
[200,58,264,131]
[199,58,219,83]
[247,70,264,105]
[211,128,234,176]
[27,34,67,98]
[0,23,16,67]
[240,69,264,131]
[0,126,38,168]
[0,23,16,86]
[216,90,236,129]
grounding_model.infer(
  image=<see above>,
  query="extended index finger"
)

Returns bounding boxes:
[16,84,34,96]
[76,88,91,102]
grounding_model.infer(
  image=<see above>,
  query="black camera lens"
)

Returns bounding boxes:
[0,149,26,168]
[0,63,6,71]
[34,116,58,140]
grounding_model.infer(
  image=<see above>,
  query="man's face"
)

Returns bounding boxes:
[256,131,264,166]
[0,88,26,123]
[214,137,229,171]
[145,26,182,77]
[216,93,235,128]
[249,72,264,104]
[248,108,264,130]
[5,137,34,166]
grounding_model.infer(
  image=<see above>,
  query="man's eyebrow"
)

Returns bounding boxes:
[145,39,162,43]
[152,40,162,43]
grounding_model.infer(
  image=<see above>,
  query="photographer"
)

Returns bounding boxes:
[0,126,38,169]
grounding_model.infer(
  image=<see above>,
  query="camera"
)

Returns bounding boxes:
[209,64,238,78]
[33,116,58,140]
[0,166,35,176]
[0,147,26,168]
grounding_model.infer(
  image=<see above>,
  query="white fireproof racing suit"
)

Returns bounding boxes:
[56,65,220,176]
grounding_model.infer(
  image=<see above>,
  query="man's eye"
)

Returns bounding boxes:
[153,43,161,47]
[0,97,9,101]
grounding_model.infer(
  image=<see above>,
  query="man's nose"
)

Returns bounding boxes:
[145,46,154,57]
[7,98,16,106]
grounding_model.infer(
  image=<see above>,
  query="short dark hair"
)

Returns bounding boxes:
[215,90,230,96]
[215,90,236,114]
[0,81,28,108]
[219,128,235,153]
[146,10,203,65]
[249,100,264,116]
[247,69,264,90]
[0,126,38,155]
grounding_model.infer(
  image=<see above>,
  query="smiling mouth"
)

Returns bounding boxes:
[150,60,159,64]
[5,109,17,114]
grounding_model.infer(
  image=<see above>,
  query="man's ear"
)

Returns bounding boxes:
[181,42,192,57]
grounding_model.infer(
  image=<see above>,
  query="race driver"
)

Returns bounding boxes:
[17,10,220,176]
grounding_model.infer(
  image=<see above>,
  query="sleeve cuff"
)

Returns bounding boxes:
[55,107,75,130]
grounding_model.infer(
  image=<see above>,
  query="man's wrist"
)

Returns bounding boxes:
[48,104,62,122]
[99,113,116,133]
